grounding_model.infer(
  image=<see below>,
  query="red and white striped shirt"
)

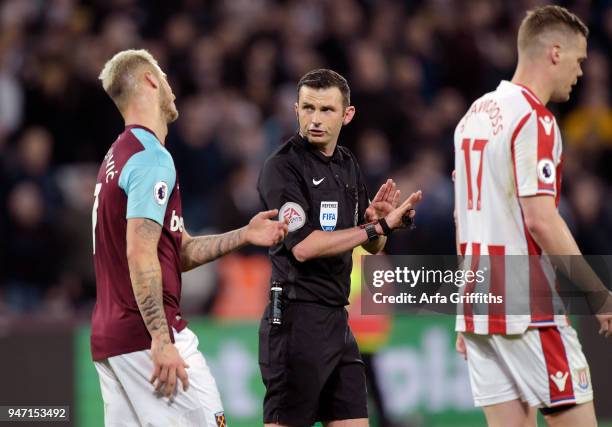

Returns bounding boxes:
[454,81,567,335]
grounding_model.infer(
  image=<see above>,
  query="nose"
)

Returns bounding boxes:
[311,110,321,126]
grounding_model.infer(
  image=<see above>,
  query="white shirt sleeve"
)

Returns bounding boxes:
[512,109,560,197]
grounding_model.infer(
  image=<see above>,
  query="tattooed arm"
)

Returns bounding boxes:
[180,209,289,272]
[126,218,167,342]
[126,218,189,397]
[181,227,247,272]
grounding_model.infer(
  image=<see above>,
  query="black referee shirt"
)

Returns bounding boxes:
[257,133,370,306]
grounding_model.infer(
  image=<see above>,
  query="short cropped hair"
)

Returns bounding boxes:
[99,49,161,111]
[297,69,351,107]
[518,5,588,52]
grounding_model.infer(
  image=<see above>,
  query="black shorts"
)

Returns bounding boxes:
[259,302,368,426]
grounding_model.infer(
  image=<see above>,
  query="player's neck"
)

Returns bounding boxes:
[124,112,168,145]
[511,66,551,105]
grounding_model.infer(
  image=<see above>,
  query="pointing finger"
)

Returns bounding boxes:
[261,209,279,219]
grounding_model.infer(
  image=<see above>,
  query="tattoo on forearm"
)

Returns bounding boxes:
[129,260,169,345]
[126,218,168,345]
[181,227,245,271]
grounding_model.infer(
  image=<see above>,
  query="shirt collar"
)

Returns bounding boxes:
[498,81,543,105]
[125,124,161,142]
[294,133,344,164]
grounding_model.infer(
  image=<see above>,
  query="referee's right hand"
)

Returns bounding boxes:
[383,190,423,230]
[150,337,190,398]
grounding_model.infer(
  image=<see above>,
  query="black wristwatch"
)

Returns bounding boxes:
[378,217,393,236]
[364,223,379,242]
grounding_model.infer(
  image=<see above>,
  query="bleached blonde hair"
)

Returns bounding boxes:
[98,49,161,112]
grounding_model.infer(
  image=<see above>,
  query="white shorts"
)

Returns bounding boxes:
[464,325,593,408]
[94,327,226,427]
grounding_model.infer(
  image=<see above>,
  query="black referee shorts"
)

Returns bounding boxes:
[258,302,368,426]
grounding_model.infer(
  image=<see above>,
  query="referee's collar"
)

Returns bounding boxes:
[295,133,344,164]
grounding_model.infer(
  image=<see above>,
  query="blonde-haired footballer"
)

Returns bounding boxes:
[91,49,288,426]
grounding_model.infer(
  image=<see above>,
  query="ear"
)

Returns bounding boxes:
[143,71,159,89]
[551,43,561,65]
[294,102,299,115]
[342,106,356,125]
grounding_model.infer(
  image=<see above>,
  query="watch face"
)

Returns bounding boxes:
[366,223,379,241]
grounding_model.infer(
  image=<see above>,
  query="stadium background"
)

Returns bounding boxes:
[0,0,611,425]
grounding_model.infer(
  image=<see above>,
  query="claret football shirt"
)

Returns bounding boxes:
[91,125,186,361]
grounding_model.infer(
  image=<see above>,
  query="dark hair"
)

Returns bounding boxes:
[518,5,588,51]
[297,69,351,107]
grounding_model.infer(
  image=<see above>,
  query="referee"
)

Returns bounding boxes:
[257,69,422,427]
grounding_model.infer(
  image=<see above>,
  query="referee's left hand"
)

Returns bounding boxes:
[245,209,289,246]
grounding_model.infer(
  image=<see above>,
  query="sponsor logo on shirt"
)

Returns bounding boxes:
[154,181,169,205]
[537,159,555,185]
[320,201,338,231]
[170,210,184,233]
[280,202,306,232]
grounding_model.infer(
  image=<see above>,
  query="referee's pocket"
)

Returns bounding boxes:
[258,318,271,366]
[258,313,288,367]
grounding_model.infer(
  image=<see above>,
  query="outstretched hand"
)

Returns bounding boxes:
[383,190,423,230]
[245,209,289,247]
[365,179,401,222]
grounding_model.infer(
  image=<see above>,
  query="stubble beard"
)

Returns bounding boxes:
[161,96,179,123]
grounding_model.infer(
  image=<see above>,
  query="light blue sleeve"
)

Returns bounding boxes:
[119,152,176,226]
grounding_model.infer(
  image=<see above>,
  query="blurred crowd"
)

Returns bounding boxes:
[0,0,611,318]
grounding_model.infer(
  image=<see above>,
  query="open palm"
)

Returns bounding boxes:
[365,179,400,222]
